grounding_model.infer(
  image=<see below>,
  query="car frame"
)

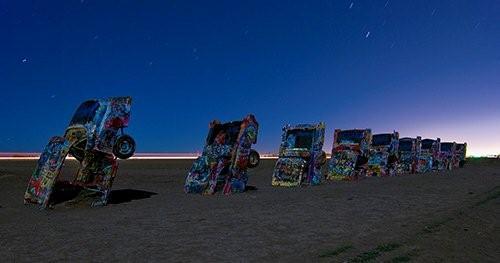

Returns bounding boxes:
[397,136,421,174]
[184,114,259,195]
[24,96,135,208]
[455,143,467,168]
[440,142,457,170]
[327,128,372,181]
[367,131,399,177]
[419,138,441,172]
[271,122,326,187]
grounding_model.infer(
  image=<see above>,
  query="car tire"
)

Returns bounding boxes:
[248,150,260,168]
[113,135,136,159]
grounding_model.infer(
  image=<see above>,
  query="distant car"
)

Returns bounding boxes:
[184,114,260,195]
[24,97,135,208]
[272,123,326,187]
[367,132,399,177]
[455,143,467,168]
[440,142,457,170]
[419,138,441,172]
[397,136,421,174]
[328,129,372,181]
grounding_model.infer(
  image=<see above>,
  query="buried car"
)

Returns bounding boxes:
[419,138,441,173]
[455,143,467,168]
[184,115,259,195]
[24,97,135,208]
[328,129,372,181]
[367,132,399,177]
[439,142,457,170]
[397,136,421,174]
[271,123,326,187]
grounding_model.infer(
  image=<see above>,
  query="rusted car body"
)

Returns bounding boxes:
[272,123,326,187]
[184,114,259,195]
[367,132,399,177]
[328,129,372,181]
[440,142,457,170]
[455,143,467,168]
[397,137,421,174]
[24,97,135,208]
[419,138,441,173]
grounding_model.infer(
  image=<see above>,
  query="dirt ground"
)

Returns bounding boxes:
[0,158,499,262]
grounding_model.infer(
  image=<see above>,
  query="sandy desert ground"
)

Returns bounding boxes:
[0,158,499,262]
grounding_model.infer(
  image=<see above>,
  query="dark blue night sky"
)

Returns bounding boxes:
[1,0,499,155]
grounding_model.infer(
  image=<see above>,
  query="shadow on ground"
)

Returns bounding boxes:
[50,182,83,205]
[49,182,158,206]
[108,189,158,204]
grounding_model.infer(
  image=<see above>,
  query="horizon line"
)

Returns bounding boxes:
[0,152,498,159]
[0,152,280,160]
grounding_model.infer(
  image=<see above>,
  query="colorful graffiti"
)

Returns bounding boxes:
[419,138,440,173]
[24,136,71,208]
[272,122,326,187]
[455,143,467,168]
[184,114,259,195]
[24,97,134,208]
[439,142,458,170]
[367,132,399,177]
[396,137,420,174]
[328,129,371,181]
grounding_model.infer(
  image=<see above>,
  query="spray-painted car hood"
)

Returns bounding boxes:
[272,157,308,187]
[184,114,259,195]
[328,127,372,181]
[368,149,389,167]
[272,123,326,187]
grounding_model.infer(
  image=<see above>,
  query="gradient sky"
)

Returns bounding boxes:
[1,0,499,156]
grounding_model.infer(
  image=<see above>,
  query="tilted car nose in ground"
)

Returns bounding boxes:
[328,128,372,181]
[397,136,421,174]
[24,96,136,208]
[367,131,399,177]
[184,114,259,195]
[440,142,458,170]
[419,138,441,173]
[455,143,468,168]
[271,122,326,187]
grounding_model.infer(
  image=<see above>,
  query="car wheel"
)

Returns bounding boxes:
[113,135,136,159]
[248,150,260,168]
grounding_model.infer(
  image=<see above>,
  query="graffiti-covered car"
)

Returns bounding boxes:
[419,138,441,173]
[397,136,421,174]
[440,142,457,170]
[272,123,326,187]
[328,129,372,181]
[455,143,467,168]
[367,132,399,177]
[24,97,135,208]
[184,115,259,195]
